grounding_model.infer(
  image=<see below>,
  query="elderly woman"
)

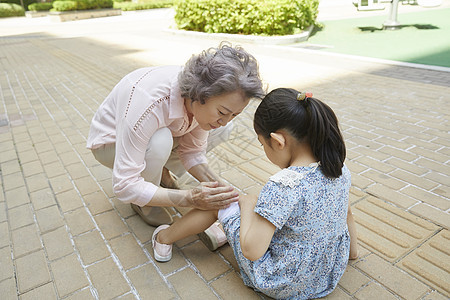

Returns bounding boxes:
[87,43,264,249]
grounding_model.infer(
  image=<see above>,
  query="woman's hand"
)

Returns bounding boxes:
[189,182,239,210]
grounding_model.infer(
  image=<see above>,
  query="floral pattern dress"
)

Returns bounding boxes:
[221,164,351,299]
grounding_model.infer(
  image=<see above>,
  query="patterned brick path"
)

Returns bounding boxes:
[0,5,449,300]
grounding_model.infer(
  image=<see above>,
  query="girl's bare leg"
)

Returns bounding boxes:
[347,204,359,260]
[157,209,218,245]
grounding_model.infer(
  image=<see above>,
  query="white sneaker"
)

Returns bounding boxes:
[152,225,172,262]
[198,222,228,251]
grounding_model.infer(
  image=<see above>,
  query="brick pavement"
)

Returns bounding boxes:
[0,5,449,300]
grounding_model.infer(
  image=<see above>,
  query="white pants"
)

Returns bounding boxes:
[92,123,233,186]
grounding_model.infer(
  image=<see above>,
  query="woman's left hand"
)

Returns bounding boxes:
[189,181,239,210]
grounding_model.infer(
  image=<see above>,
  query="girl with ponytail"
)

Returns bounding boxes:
[150,88,358,299]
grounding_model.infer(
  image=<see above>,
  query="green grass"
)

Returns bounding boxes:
[304,8,450,68]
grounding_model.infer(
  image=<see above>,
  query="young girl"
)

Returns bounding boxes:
[152,88,358,299]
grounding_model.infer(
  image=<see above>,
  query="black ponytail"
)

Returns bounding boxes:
[254,88,346,178]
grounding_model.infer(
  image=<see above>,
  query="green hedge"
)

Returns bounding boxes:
[1,0,36,10]
[28,2,52,10]
[0,2,25,16]
[51,0,112,11]
[174,0,319,36]
[113,0,172,11]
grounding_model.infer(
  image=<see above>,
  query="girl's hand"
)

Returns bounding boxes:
[189,182,239,210]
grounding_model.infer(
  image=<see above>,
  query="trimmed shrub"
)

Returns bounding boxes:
[51,0,112,11]
[52,0,76,10]
[174,0,319,36]
[1,0,36,10]
[0,2,25,16]
[113,0,172,11]
[28,2,53,10]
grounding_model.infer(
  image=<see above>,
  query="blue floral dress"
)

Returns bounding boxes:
[221,164,351,299]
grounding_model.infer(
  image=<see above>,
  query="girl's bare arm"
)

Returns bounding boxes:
[239,194,276,261]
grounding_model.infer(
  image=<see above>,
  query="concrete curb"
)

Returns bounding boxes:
[164,25,313,45]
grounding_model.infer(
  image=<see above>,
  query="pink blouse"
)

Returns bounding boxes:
[87,66,208,206]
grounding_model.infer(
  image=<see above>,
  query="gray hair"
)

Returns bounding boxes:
[178,42,265,104]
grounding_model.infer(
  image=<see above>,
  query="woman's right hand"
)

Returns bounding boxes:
[189,182,239,210]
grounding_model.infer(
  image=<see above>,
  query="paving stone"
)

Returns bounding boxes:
[415,157,449,175]
[43,161,67,178]
[11,224,42,258]
[211,271,260,299]
[3,172,26,192]
[35,205,65,233]
[38,150,59,165]
[365,183,418,209]
[361,169,406,190]
[423,291,450,300]
[63,288,95,300]
[94,210,129,240]
[243,184,263,197]
[396,229,450,297]
[26,173,49,193]
[64,164,89,180]
[42,226,74,261]
[127,264,176,299]
[322,286,353,299]
[432,188,449,205]
[8,204,34,230]
[217,245,239,272]
[65,207,95,236]
[84,191,112,216]
[338,264,371,295]
[0,245,14,282]
[33,140,55,154]
[1,159,21,175]
[74,176,99,196]
[385,157,428,176]
[410,146,449,164]
[87,257,130,299]
[20,282,57,300]
[125,215,153,244]
[98,179,114,198]
[352,146,391,161]
[145,243,187,275]
[402,186,450,211]
[354,281,397,300]
[356,156,396,175]
[353,196,439,261]
[51,254,89,298]
[17,149,39,165]
[345,160,369,174]
[181,241,230,281]
[89,164,111,182]
[58,152,81,167]
[237,161,271,185]
[21,160,44,177]
[15,250,51,293]
[0,221,9,248]
[168,267,217,299]
[56,189,84,213]
[30,188,56,211]
[426,172,450,188]
[0,149,18,164]
[48,174,74,195]
[352,173,375,190]
[73,230,109,265]
[109,233,148,270]
[221,168,258,191]
[0,277,17,300]
[356,254,430,299]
